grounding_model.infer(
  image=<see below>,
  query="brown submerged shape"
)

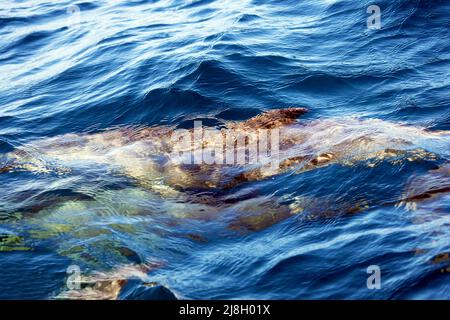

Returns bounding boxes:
[1,108,449,232]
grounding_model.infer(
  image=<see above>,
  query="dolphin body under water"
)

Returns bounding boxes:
[0,107,449,228]
[1,107,448,190]
[2,108,449,299]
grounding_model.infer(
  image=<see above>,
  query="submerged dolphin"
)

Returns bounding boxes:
[1,108,449,299]
[1,107,449,231]
[1,108,448,191]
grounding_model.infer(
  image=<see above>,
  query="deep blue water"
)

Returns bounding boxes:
[0,0,449,299]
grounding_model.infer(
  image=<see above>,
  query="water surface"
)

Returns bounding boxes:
[0,0,449,299]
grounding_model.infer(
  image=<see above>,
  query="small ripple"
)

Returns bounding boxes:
[179,0,217,10]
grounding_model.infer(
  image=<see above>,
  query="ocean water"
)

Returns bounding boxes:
[0,0,449,299]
